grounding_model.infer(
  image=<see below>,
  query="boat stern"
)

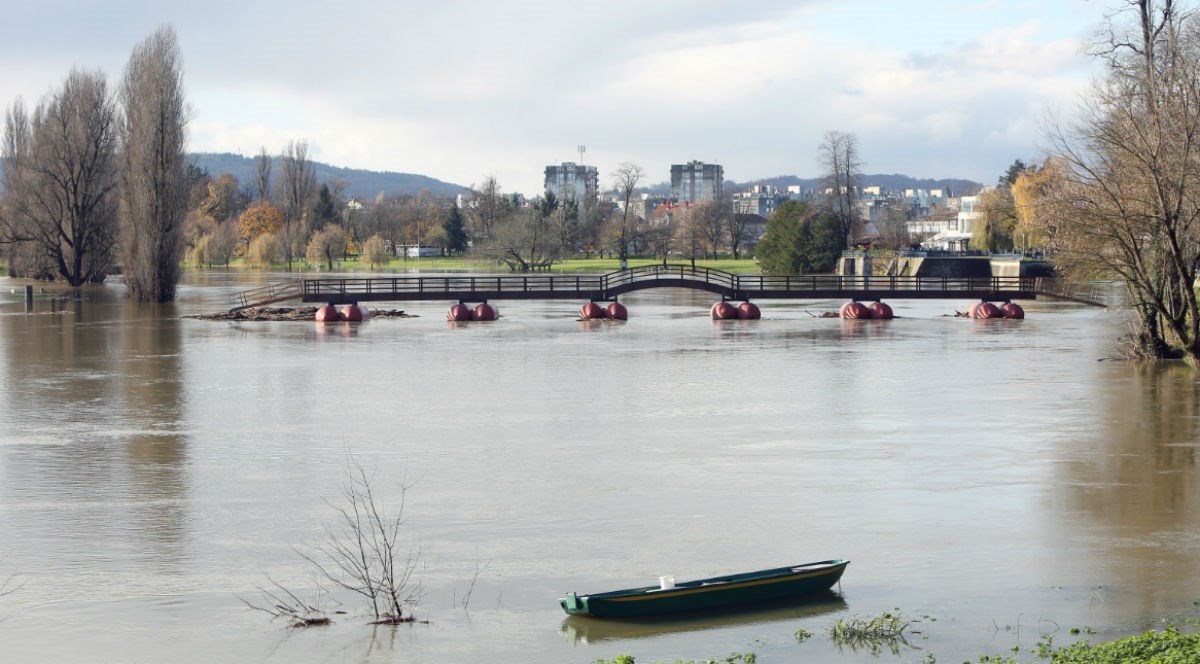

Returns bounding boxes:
[560,592,586,615]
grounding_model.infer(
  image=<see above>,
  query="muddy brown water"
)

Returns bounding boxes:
[0,273,1196,663]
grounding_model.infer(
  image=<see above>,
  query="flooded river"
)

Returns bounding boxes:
[0,272,1197,663]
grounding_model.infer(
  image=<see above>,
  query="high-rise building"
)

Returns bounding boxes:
[670,161,723,203]
[544,162,599,201]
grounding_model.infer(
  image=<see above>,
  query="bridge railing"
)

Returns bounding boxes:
[294,267,1038,304]
[229,279,303,309]
[300,274,607,298]
[734,274,1037,293]
[601,264,739,291]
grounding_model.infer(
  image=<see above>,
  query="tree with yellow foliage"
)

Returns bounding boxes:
[968,187,1019,252]
[1010,159,1065,252]
[238,200,284,250]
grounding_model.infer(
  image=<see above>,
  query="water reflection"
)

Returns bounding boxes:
[1055,362,1200,617]
[314,321,362,339]
[577,319,627,332]
[560,591,847,644]
[120,305,188,567]
[0,290,189,573]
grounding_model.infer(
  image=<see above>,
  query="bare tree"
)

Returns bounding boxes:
[818,130,862,247]
[487,203,555,271]
[690,199,728,258]
[467,175,502,241]
[1,69,119,285]
[119,25,188,302]
[253,146,272,202]
[299,461,422,624]
[727,196,753,259]
[205,219,239,267]
[577,197,610,258]
[277,140,316,269]
[1047,0,1200,360]
[241,575,333,628]
[611,162,644,267]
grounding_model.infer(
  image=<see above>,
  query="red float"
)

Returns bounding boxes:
[737,302,761,319]
[1001,302,1025,319]
[340,305,363,322]
[970,302,1003,319]
[869,302,894,320]
[315,305,342,322]
[472,302,498,321]
[840,301,871,319]
[447,303,472,321]
[711,301,738,319]
[606,302,628,320]
[580,302,604,320]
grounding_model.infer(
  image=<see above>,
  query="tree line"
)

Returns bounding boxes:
[1,26,187,302]
[984,0,1200,363]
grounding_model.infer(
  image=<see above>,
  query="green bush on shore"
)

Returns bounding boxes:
[1043,627,1200,663]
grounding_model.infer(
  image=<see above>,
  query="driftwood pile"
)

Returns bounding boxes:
[188,307,415,321]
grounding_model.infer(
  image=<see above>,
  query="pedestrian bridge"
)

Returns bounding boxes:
[229,264,1051,311]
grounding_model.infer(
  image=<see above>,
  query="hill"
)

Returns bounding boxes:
[189,152,470,199]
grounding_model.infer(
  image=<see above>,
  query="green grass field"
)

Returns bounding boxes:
[185,255,764,274]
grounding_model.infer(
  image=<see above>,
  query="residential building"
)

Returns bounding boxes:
[732,184,786,217]
[670,160,723,203]
[544,162,599,202]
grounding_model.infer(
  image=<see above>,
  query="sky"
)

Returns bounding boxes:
[1,0,1109,196]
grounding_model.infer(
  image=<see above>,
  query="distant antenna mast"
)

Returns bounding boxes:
[578,144,586,164]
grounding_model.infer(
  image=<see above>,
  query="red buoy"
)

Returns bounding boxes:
[315,305,342,322]
[606,302,628,320]
[580,302,604,320]
[340,304,363,322]
[869,302,894,320]
[472,303,497,321]
[447,303,472,321]
[970,302,1003,319]
[840,301,871,319]
[737,302,761,319]
[711,301,738,319]
[1001,302,1025,319]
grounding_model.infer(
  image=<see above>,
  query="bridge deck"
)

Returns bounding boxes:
[291,265,1038,306]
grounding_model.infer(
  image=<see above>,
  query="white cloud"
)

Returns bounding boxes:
[0,0,1101,193]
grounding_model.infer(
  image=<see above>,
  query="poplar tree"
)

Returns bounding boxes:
[119,25,188,302]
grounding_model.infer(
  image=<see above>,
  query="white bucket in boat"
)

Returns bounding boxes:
[659,576,675,590]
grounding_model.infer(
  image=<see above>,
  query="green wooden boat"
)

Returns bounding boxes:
[559,559,849,618]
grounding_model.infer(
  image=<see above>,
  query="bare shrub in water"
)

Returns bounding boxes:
[299,460,423,624]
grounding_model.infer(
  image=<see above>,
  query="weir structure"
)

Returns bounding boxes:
[229,264,1046,311]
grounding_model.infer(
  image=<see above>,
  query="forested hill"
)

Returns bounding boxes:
[189,152,470,199]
